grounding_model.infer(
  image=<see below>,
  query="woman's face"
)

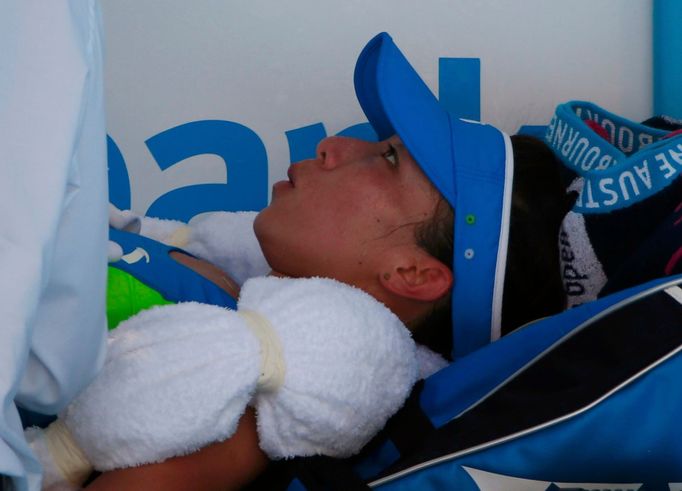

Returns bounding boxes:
[254,135,440,292]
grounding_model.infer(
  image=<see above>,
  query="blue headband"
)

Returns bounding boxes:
[354,33,514,358]
[546,101,682,213]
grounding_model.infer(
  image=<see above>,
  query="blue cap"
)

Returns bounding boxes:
[354,33,514,358]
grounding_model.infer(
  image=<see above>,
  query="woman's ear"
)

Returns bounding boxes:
[378,247,453,302]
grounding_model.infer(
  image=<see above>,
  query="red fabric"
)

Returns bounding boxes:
[663,129,682,140]
[584,119,611,141]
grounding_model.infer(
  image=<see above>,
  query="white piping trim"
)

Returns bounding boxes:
[452,276,682,421]
[370,340,682,488]
[490,132,514,342]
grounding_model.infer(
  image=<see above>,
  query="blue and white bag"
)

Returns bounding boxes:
[278,274,682,491]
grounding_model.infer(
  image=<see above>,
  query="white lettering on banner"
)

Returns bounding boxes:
[555,120,569,151]
[563,106,660,155]
[569,136,589,167]
[633,162,652,189]
[670,145,682,165]
[562,127,579,159]
[598,178,619,206]
[546,119,618,174]
[595,154,614,170]
[581,145,601,171]
[618,125,634,153]
[575,106,585,119]
[655,144,682,181]
[618,171,639,201]
[545,115,557,143]
[571,145,681,211]
[602,117,616,142]
[546,112,681,212]
[656,153,676,179]
[462,466,644,491]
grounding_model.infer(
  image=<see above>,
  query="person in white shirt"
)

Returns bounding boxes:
[0,2,108,489]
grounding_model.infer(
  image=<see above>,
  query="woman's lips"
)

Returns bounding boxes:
[272,179,293,191]
[272,165,297,193]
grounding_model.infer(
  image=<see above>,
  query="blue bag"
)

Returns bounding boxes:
[275,274,682,491]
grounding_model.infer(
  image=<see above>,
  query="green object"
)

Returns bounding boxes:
[465,214,476,225]
[106,266,174,330]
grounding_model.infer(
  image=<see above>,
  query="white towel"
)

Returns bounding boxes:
[180,211,271,286]
[108,204,141,234]
[243,277,418,459]
[109,207,270,286]
[28,276,417,488]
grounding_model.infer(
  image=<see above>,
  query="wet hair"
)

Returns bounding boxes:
[411,135,575,359]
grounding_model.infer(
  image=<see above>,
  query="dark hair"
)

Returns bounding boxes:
[501,135,575,333]
[411,196,454,359]
[411,135,574,359]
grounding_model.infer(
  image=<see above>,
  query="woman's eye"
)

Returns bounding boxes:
[383,144,398,167]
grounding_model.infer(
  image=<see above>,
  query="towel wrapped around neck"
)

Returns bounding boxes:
[26,276,418,489]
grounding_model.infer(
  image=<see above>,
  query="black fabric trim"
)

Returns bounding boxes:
[244,457,370,491]
[269,383,436,489]
[382,287,682,475]
[381,381,434,455]
[583,179,682,278]
[642,115,682,131]
[242,461,293,490]
[286,456,370,491]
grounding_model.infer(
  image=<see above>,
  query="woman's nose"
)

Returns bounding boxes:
[316,136,372,170]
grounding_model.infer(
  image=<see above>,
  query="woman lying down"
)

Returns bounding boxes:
[29,215,426,489]
[28,131,457,490]
[27,33,571,491]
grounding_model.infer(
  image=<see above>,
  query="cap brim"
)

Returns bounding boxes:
[353,33,513,359]
[354,32,455,205]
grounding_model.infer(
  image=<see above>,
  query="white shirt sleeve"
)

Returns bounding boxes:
[0,1,108,489]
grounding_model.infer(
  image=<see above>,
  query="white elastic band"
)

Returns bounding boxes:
[238,310,286,392]
[45,420,93,487]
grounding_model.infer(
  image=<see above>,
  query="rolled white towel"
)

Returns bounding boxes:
[415,344,449,380]
[242,277,418,459]
[28,276,417,488]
